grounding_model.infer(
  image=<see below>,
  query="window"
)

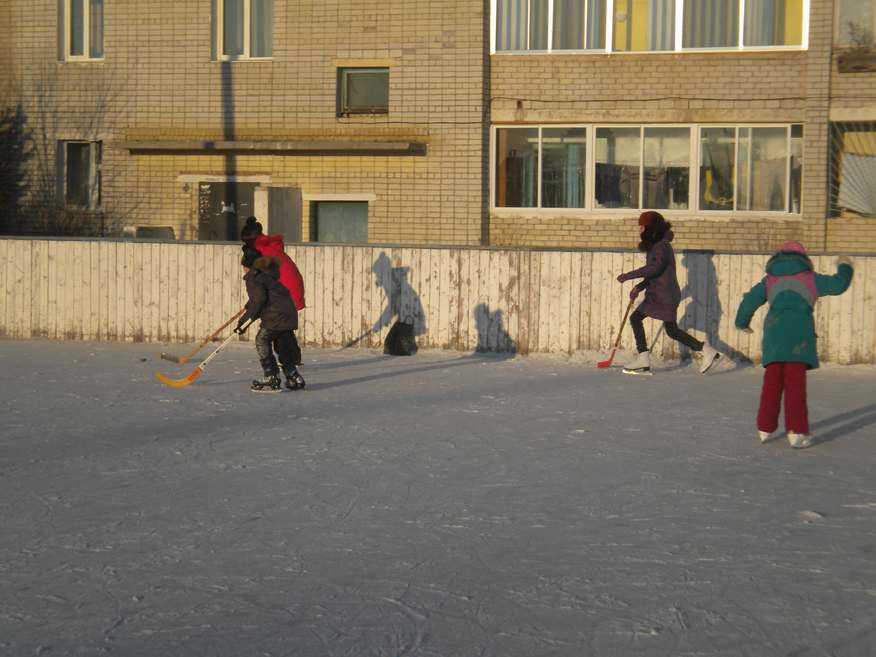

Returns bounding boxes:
[62,141,101,210]
[493,124,802,214]
[836,0,876,47]
[612,0,675,52]
[310,202,369,243]
[217,0,273,60]
[492,0,806,52]
[700,125,802,212]
[60,0,104,60]
[337,68,390,116]
[594,126,691,209]
[830,122,876,217]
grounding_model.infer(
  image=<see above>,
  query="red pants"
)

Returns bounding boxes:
[757,362,809,434]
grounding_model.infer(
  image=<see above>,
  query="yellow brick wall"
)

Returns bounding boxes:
[5,0,489,246]
[487,0,875,254]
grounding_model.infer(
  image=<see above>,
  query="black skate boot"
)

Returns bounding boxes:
[285,368,307,391]
[252,375,282,393]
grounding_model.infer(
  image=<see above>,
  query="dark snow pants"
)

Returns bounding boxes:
[254,326,301,378]
[630,310,704,354]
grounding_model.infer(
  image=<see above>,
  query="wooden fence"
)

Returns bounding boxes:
[1,238,874,364]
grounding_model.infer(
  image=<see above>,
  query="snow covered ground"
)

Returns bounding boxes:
[1,337,875,657]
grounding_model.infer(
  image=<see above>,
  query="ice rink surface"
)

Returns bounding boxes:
[2,338,875,656]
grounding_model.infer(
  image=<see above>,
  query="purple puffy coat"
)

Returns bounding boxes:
[624,230,681,322]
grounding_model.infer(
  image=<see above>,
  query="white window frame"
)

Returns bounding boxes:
[59,0,104,61]
[60,141,102,211]
[491,123,803,216]
[214,0,274,61]
[491,0,810,54]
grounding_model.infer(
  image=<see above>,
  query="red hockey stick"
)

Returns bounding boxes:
[597,297,635,369]
[159,308,245,364]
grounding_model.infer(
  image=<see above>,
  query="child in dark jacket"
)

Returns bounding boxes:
[735,242,853,448]
[616,211,722,374]
[241,217,306,385]
[236,247,305,393]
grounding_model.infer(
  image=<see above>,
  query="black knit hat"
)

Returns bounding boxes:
[240,216,263,242]
[241,246,263,268]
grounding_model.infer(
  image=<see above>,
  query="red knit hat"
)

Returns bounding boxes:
[638,211,664,227]
[779,241,806,254]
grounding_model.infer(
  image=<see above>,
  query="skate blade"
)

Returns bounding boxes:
[622,367,652,376]
[702,354,727,375]
[251,387,283,393]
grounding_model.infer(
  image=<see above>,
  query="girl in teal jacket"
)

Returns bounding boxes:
[735,242,853,448]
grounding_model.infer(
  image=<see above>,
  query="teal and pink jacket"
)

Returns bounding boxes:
[735,250,853,369]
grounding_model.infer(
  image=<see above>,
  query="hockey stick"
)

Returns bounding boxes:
[159,308,245,363]
[597,296,636,369]
[154,320,252,387]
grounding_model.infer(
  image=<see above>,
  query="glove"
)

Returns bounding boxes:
[629,287,640,300]
[736,326,754,333]
[234,324,247,335]
[836,255,852,267]
[617,273,630,284]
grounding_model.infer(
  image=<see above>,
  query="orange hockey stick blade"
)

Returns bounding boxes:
[154,366,204,387]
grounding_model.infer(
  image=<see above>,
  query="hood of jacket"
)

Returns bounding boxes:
[766,250,813,277]
[245,255,283,281]
[255,233,286,249]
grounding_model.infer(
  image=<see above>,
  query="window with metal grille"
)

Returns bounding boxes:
[830,121,876,217]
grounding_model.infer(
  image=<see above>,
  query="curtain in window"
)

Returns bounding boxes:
[683,0,738,48]
[552,0,607,50]
[553,0,585,49]
[745,0,803,46]
[738,127,788,212]
[613,0,673,51]
[837,155,876,216]
[250,0,273,57]
[647,0,674,51]
[832,122,876,217]
[496,0,527,51]
[542,129,586,208]
[745,0,779,46]
[529,0,550,49]
[89,0,103,58]
[224,0,245,56]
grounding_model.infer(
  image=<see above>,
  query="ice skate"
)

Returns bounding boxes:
[285,368,307,391]
[787,431,813,449]
[699,343,723,374]
[622,350,651,375]
[759,430,772,443]
[252,375,282,393]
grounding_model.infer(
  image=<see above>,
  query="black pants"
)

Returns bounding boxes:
[254,326,301,378]
[630,309,703,354]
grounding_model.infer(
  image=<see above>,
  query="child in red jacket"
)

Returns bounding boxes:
[241,217,307,390]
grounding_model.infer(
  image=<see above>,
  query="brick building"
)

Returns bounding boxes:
[1,0,874,252]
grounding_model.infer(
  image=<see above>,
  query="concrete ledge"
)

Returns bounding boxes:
[108,140,427,154]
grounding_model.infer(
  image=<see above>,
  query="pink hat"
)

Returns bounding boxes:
[779,241,806,254]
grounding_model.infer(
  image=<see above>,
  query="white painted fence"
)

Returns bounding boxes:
[1,238,874,364]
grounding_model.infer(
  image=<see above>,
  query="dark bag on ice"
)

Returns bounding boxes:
[384,317,416,356]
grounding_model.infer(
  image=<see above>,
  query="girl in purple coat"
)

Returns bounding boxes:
[616,211,722,375]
